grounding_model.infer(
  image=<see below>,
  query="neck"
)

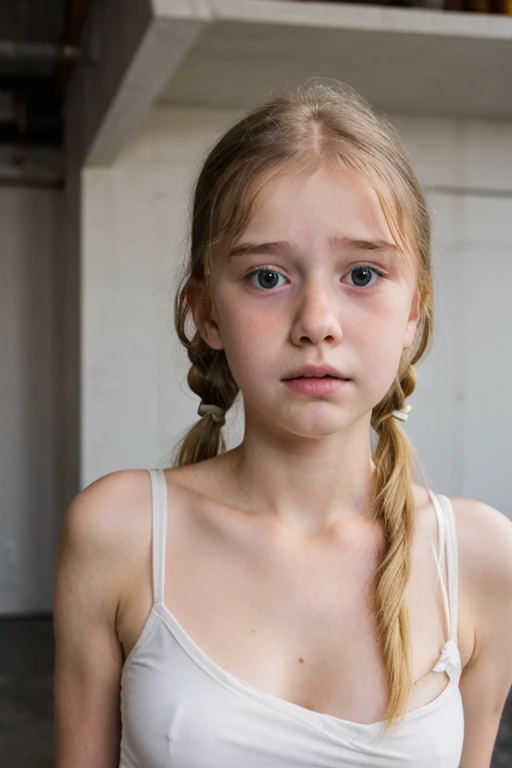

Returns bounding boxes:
[225,428,377,541]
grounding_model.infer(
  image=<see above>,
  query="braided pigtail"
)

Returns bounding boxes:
[172,276,239,466]
[370,356,430,741]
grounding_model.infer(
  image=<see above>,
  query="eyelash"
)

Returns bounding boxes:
[243,264,386,291]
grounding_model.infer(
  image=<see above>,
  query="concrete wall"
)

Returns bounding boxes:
[81,105,512,518]
[81,106,247,488]
[0,186,62,613]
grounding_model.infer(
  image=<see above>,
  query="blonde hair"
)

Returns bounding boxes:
[172,78,434,739]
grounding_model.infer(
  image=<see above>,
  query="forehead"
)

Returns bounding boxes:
[238,164,396,247]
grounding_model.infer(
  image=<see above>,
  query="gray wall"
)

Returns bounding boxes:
[0,186,62,614]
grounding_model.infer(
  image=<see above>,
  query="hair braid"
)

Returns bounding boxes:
[370,363,428,739]
[172,279,239,465]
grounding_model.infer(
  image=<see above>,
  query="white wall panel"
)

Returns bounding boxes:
[82,107,245,488]
[459,199,512,516]
[404,192,464,496]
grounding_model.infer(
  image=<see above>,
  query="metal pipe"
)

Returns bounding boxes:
[0,42,81,62]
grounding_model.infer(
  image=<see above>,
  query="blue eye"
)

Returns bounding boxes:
[244,268,287,291]
[347,265,384,288]
[244,265,384,291]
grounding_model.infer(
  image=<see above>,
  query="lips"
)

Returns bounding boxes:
[283,376,350,395]
[283,364,347,380]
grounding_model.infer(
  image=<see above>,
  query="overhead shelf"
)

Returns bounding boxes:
[80,0,512,165]
[155,0,512,120]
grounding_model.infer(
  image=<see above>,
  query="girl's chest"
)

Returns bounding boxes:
[117,491,464,724]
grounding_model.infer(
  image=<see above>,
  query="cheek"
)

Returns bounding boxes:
[220,299,276,340]
[350,306,406,379]
[216,302,284,376]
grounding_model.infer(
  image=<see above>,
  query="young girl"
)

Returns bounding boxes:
[53,80,512,767]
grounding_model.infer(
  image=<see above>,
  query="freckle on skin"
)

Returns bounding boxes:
[298,657,305,664]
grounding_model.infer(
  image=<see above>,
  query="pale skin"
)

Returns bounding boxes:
[53,163,512,768]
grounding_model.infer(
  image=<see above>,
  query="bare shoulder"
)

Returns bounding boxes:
[65,469,153,544]
[448,496,512,660]
[53,469,155,766]
[449,495,512,589]
[446,497,512,766]
[61,469,155,614]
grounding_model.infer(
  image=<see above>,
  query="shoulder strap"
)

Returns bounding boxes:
[440,494,459,644]
[427,490,459,644]
[148,468,168,606]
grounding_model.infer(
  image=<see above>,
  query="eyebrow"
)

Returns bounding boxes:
[228,237,399,259]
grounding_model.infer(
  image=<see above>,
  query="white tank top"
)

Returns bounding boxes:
[119,468,464,767]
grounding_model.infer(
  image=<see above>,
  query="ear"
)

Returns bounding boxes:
[187,278,224,351]
[403,287,421,350]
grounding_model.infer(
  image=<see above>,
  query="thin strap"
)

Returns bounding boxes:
[147,468,168,606]
[441,493,459,643]
[428,490,458,644]
[428,490,450,640]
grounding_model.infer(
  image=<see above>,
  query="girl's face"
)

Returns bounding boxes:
[196,164,420,437]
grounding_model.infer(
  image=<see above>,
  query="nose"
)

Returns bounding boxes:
[290,278,343,347]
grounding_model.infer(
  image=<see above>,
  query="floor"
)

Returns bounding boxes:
[1,616,511,766]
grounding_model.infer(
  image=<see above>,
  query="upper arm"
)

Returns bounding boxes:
[53,470,142,768]
[457,500,512,768]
